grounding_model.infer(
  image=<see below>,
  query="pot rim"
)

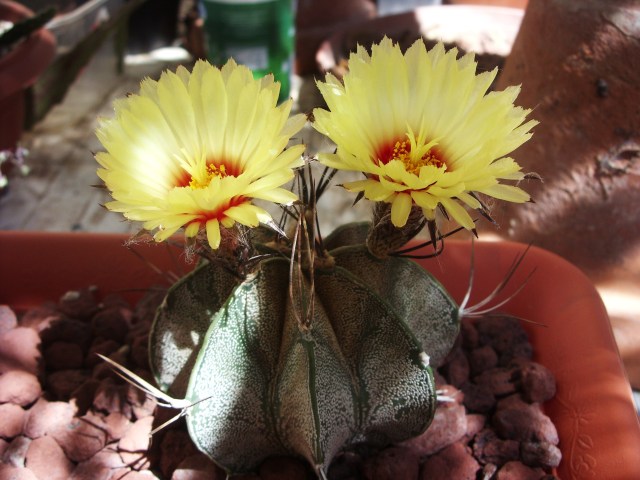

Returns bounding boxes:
[0,230,638,479]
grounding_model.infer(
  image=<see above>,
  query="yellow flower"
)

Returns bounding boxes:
[96,59,305,249]
[313,38,537,230]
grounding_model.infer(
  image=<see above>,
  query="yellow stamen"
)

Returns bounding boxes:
[388,140,444,175]
[189,163,228,189]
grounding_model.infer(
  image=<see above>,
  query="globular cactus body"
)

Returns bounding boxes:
[149,223,459,476]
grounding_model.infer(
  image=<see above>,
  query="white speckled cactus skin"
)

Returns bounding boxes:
[148,222,459,477]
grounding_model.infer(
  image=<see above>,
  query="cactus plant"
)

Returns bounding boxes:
[147,216,459,476]
[95,36,536,479]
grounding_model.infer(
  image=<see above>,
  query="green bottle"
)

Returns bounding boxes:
[202,0,294,102]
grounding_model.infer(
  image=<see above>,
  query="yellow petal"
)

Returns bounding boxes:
[390,193,412,227]
[313,38,536,232]
[206,219,221,249]
[95,59,305,249]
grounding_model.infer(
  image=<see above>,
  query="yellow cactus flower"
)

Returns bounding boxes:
[96,59,305,249]
[313,38,537,230]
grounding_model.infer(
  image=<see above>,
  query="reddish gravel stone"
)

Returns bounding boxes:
[0,328,41,375]
[118,415,153,465]
[472,428,519,466]
[496,394,532,412]
[25,435,74,480]
[23,398,77,439]
[58,287,99,319]
[517,362,557,404]
[171,453,225,480]
[403,403,467,456]
[51,416,108,462]
[85,448,129,469]
[520,441,562,469]
[420,442,480,480]
[0,371,41,406]
[361,446,420,480]
[469,345,499,375]
[69,460,112,480]
[476,316,529,354]
[493,406,559,444]
[460,319,479,350]
[40,318,92,351]
[0,403,26,439]
[0,305,17,334]
[474,367,518,397]
[461,381,496,413]
[441,347,470,387]
[103,412,132,442]
[47,369,90,400]
[496,460,547,480]
[91,307,132,343]
[259,456,311,480]
[44,341,85,371]
[0,465,39,479]
[498,342,533,366]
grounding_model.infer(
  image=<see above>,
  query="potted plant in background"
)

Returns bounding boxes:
[0,1,56,150]
[0,1,55,189]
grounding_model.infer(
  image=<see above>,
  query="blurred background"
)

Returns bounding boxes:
[1,0,639,396]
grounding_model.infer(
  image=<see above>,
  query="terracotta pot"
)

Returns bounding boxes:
[0,230,638,478]
[0,0,56,151]
[295,0,376,75]
[490,0,640,285]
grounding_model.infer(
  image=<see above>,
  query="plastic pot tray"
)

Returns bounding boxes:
[1,231,639,479]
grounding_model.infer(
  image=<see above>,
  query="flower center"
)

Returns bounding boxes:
[189,163,230,189]
[379,138,445,175]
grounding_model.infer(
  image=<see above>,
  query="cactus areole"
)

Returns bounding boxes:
[148,221,460,477]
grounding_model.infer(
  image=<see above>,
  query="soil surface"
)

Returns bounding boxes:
[0,286,561,479]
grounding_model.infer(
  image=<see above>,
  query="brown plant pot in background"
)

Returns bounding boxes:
[490,0,640,284]
[0,0,56,152]
[295,0,376,75]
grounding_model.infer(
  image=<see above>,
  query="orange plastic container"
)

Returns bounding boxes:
[1,231,639,479]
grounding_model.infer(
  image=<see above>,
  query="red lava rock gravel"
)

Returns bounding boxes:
[0,287,561,479]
